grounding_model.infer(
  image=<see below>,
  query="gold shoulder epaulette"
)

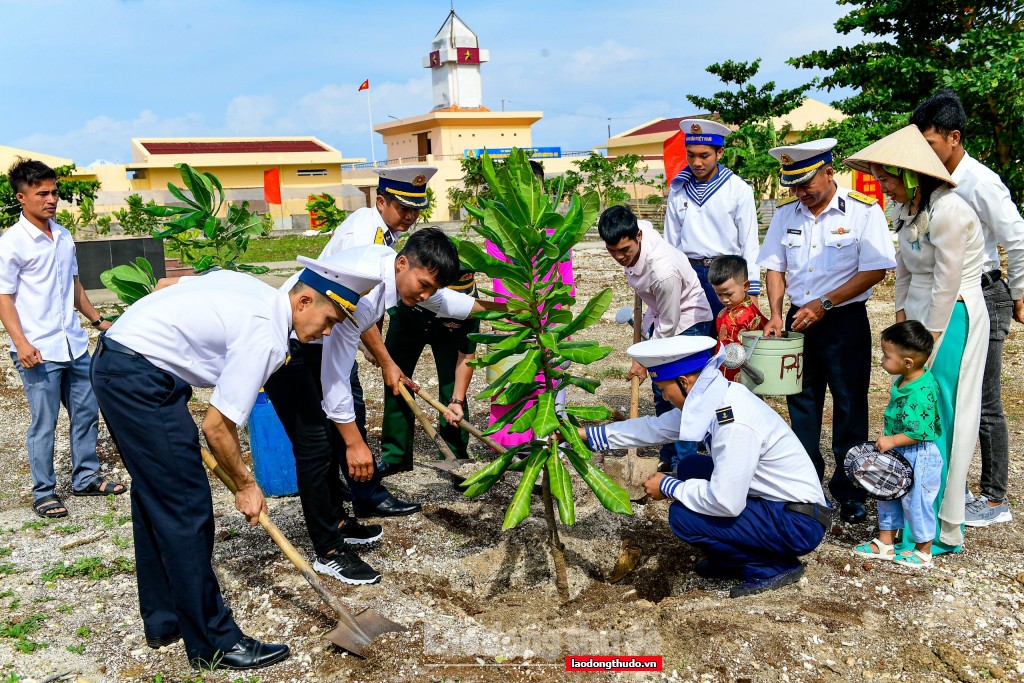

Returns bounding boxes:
[777,195,799,207]
[848,190,878,205]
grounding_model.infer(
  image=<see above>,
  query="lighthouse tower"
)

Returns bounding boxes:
[423,10,490,110]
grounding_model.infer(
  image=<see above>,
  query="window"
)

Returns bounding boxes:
[297,169,328,177]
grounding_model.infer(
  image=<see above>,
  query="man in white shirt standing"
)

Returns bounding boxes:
[758,139,897,524]
[0,159,125,520]
[912,89,1024,527]
[598,205,713,473]
[91,255,367,671]
[664,118,761,317]
[581,336,829,598]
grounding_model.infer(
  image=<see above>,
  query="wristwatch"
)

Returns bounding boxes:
[819,296,835,311]
[450,397,466,407]
[91,317,104,327]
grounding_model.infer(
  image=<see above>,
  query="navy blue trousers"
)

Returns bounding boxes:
[91,346,243,662]
[785,302,870,503]
[262,342,387,557]
[669,455,826,581]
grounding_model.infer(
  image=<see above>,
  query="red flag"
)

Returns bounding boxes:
[263,168,281,205]
[428,50,441,68]
[358,79,369,92]
[458,47,480,64]
[663,130,688,184]
[854,170,886,210]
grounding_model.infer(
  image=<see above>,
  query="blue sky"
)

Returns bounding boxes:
[1,0,858,166]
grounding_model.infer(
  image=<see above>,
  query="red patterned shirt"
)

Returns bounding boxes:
[716,298,768,380]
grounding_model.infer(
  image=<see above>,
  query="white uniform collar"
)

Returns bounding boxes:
[677,345,730,442]
[17,214,63,241]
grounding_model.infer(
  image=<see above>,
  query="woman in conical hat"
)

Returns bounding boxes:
[845,124,988,558]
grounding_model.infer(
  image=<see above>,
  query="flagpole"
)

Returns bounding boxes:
[365,88,376,165]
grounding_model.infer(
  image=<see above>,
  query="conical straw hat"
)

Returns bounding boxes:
[844,124,956,187]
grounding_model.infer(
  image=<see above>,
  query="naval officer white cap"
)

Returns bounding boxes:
[769,138,838,187]
[373,165,438,209]
[296,254,383,324]
[679,118,732,148]
[627,336,718,381]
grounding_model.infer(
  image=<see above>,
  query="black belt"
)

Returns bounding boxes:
[688,257,715,268]
[784,502,832,528]
[981,269,1003,289]
[98,336,139,357]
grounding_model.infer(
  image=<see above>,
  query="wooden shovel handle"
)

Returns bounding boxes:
[200,448,312,573]
[403,379,508,455]
[397,383,460,463]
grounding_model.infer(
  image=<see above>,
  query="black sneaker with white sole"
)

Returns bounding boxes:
[339,517,383,545]
[313,549,382,585]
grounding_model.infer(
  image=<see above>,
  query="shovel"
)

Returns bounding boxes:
[396,383,469,474]
[200,449,406,657]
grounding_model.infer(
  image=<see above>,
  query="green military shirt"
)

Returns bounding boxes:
[883,367,941,441]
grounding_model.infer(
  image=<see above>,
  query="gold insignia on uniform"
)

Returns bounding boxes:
[690,123,702,134]
[412,175,426,185]
[780,154,794,165]
[777,195,799,206]
[716,407,735,425]
[847,190,878,205]
[832,227,849,235]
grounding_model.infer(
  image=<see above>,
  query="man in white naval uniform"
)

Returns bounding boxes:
[911,89,1024,527]
[664,118,761,317]
[757,139,897,524]
[581,336,830,598]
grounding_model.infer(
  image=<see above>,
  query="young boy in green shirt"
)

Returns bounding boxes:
[854,321,942,568]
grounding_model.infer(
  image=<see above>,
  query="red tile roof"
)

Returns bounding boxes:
[141,140,329,155]
[622,114,716,137]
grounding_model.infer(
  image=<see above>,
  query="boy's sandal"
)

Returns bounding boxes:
[894,549,932,569]
[33,494,68,519]
[72,478,126,496]
[852,538,896,560]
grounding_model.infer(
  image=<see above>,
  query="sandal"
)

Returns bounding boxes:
[894,549,932,569]
[33,494,68,519]
[852,538,896,560]
[72,478,126,497]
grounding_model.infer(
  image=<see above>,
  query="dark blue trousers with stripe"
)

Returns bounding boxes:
[91,346,243,662]
[669,455,826,581]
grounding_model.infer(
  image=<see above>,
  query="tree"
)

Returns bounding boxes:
[306,193,349,234]
[456,149,632,600]
[419,187,437,224]
[447,155,495,226]
[571,152,648,209]
[686,60,808,201]
[112,194,162,236]
[789,2,1024,206]
[0,164,101,230]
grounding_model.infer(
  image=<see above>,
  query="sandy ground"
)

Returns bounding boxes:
[0,247,1023,683]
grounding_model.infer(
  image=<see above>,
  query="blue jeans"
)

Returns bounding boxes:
[652,320,715,468]
[877,441,942,544]
[12,351,101,500]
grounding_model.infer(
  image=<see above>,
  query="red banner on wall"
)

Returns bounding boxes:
[264,168,281,205]
[428,50,441,68]
[853,170,885,210]
[663,130,688,183]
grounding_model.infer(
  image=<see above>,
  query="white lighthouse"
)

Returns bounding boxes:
[422,9,490,110]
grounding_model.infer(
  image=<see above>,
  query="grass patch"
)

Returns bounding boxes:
[20,520,47,532]
[589,365,629,380]
[67,643,86,655]
[233,234,331,264]
[0,564,17,576]
[53,524,85,535]
[57,604,73,615]
[0,549,10,557]
[40,555,135,582]
[0,614,47,654]
[112,532,132,549]
[76,625,92,638]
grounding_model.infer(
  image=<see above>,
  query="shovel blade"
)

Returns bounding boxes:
[323,609,408,657]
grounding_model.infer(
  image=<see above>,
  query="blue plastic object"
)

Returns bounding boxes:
[247,390,299,497]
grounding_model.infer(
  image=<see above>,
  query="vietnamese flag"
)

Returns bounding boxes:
[458,47,480,64]
[663,130,688,184]
[358,79,369,92]
[263,168,281,205]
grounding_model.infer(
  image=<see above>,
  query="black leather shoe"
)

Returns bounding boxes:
[378,460,413,478]
[191,636,290,671]
[146,632,182,649]
[840,500,868,524]
[354,493,422,518]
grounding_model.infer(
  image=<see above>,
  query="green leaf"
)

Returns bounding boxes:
[506,349,540,384]
[502,450,546,529]
[468,332,518,345]
[460,450,515,498]
[556,345,613,364]
[134,257,155,284]
[491,327,532,351]
[557,288,613,340]
[533,392,560,438]
[563,448,632,516]
[482,204,530,266]
[454,239,524,282]
[537,332,559,355]
[481,151,530,227]
[493,380,543,406]
[546,449,575,525]
[175,164,213,213]
[202,216,219,240]
[559,422,594,461]
[563,406,612,421]
[506,404,538,434]
[482,394,536,435]
[561,375,600,394]
[506,148,547,224]
[475,361,520,400]
[468,345,521,372]
[142,204,190,218]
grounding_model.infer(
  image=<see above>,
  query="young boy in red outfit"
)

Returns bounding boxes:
[709,255,767,381]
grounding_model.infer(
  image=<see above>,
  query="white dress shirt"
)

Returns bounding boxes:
[587,380,827,516]
[664,168,761,294]
[106,271,292,426]
[950,152,1024,300]
[0,215,89,362]
[626,223,712,338]
[323,206,397,253]
[318,247,476,423]
[757,186,896,307]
